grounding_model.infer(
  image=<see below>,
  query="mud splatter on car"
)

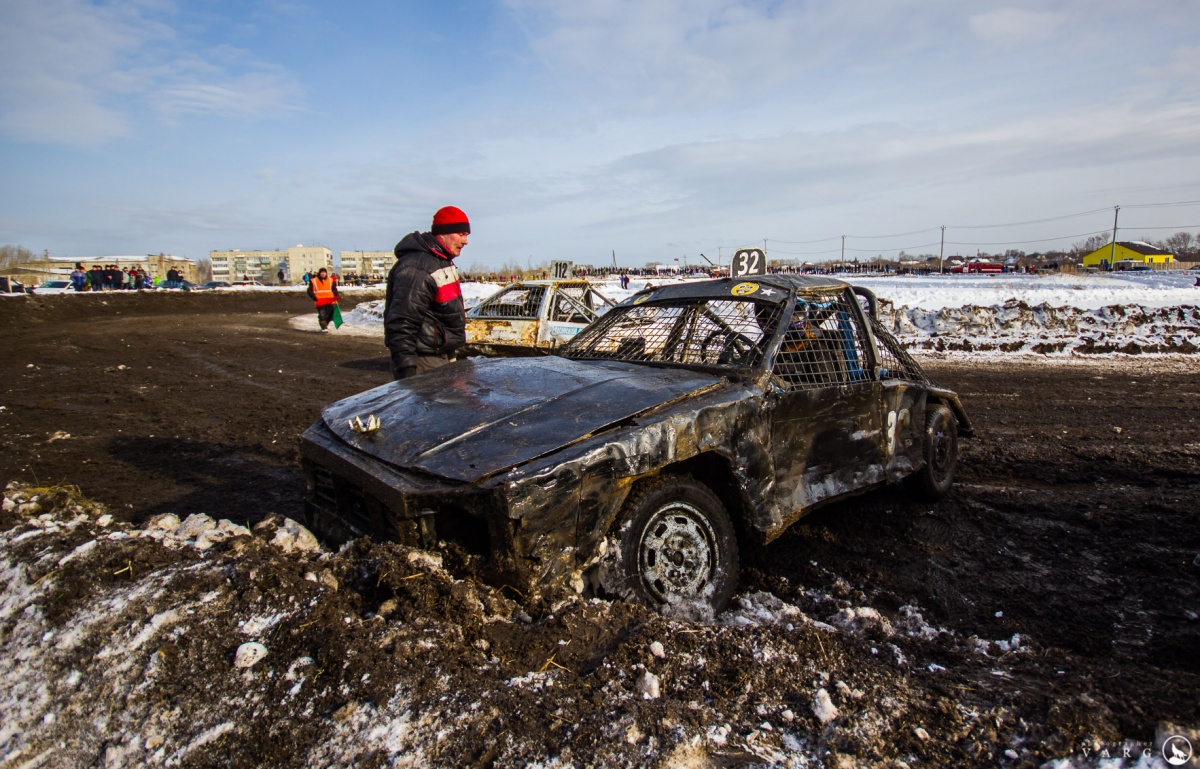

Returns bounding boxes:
[302,276,973,614]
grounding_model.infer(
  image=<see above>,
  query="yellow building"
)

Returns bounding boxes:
[209,245,333,284]
[340,250,393,280]
[16,254,199,283]
[1082,241,1174,270]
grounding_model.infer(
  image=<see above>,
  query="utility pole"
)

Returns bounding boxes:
[939,225,946,274]
[1108,206,1120,270]
[840,235,846,272]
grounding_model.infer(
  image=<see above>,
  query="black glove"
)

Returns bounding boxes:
[395,366,417,380]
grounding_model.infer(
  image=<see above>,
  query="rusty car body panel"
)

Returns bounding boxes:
[302,275,973,602]
[465,280,614,356]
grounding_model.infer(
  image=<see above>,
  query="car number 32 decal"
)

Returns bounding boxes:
[732,248,766,277]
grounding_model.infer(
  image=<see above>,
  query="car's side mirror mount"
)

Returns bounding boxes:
[852,286,879,319]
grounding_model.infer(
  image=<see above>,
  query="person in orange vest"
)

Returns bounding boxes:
[306,267,341,332]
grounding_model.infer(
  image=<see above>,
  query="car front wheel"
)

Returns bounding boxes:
[614,476,739,615]
[908,403,958,500]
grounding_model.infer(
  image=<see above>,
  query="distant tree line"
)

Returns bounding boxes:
[7,229,1199,282]
[0,245,37,271]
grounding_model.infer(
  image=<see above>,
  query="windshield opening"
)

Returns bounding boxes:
[560,298,784,368]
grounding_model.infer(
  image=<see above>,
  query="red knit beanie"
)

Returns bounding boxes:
[431,206,470,235]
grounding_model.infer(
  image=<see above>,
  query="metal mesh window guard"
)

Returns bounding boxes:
[562,299,780,367]
[549,289,596,323]
[474,286,546,319]
[771,292,872,390]
[868,316,929,384]
[561,288,910,389]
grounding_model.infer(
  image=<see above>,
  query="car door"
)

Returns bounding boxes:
[867,319,929,482]
[764,290,886,522]
[542,286,600,346]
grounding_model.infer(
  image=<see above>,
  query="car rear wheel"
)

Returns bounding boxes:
[908,403,958,500]
[615,476,739,614]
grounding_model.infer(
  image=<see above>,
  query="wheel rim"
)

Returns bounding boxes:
[929,418,954,477]
[637,502,719,603]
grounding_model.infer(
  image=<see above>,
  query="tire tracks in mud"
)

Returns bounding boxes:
[1,294,1198,766]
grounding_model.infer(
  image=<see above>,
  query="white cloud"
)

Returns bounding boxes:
[968,7,1065,44]
[501,0,919,109]
[0,0,149,143]
[0,0,302,144]
[5,0,1199,264]
[1136,46,1200,100]
[154,72,302,123]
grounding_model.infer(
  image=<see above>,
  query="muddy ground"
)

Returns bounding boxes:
[0,291,1197,768]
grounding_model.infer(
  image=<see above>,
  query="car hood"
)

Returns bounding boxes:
[321,356,724,483]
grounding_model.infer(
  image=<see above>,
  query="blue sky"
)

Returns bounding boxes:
[2,0,1199,270]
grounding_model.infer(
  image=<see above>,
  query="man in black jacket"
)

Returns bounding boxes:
[385,206,470,379]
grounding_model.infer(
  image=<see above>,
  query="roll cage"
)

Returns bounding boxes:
[558,279,920,390]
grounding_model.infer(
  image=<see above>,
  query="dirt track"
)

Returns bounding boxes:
[1,291,1198,768]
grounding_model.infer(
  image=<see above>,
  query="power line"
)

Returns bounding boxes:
[947,228,1115,247]
[947,207,1114,230]
[769,226,942,244]
[1120,223,1200,231]
[845,227,943,240]
[763,246,844,257]
[764,235,841,246]
[1122,200,1200,210]
[845,241,942,253]
[726,199,1200,262]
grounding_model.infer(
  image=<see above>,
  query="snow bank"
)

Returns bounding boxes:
[341,272,1200,357]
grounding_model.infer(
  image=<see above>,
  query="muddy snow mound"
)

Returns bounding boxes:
[342,278,1200,357]
[881,299,1200,356]
[2,480,1134,768]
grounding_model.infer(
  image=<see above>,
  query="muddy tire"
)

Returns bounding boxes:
[614,476,739,614]
[908,403,958,501]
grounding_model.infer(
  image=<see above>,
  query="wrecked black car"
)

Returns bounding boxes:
[301,275,973,614]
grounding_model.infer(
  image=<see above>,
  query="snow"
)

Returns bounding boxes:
[233,642,268,668]
[4,272,1199,765]
[843,270,1200,312]
[339,271,1200,358]
[811,688,839,724]
[638,670,661,699]
[445,270,1200,314]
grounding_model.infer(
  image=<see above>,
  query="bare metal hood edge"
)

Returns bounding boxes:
[319,356,725,483]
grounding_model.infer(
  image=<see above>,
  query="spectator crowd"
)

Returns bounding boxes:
[66,264,189,291]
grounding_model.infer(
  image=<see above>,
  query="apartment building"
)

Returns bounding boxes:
[340,250,393,279]
[209,245,333,284]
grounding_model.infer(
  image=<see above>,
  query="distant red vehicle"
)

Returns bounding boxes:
[950,260,1004,274]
